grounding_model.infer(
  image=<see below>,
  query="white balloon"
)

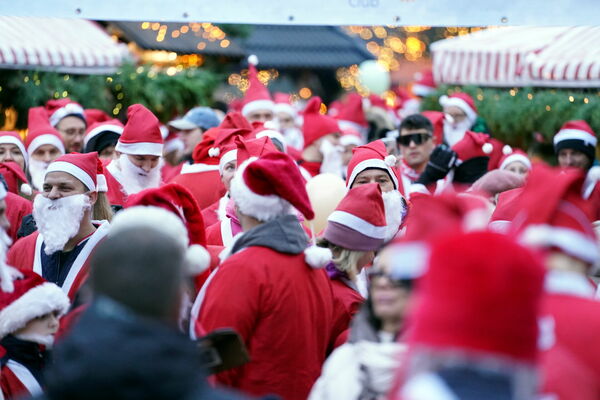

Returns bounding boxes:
[358,60,391,95]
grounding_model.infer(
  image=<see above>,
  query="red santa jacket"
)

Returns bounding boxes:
[194,217,336,400]
[1,360,42,399]
[583,166,600,221]
[7,221,111,301]
[539,270,600,400]
[201,195,228,228]
[329,278,364,348]
[169,163,226,210]
[205,219,236,247]
[5,192,32,243]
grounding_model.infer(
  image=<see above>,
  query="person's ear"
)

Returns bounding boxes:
[88,191,98,206]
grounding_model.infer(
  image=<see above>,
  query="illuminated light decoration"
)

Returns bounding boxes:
[527,93,533,100]
[166,67,177,76]
[141,22,150,30]
[220,39,230,48]
[546,105,552,111]
[61,91,68,97]
[172,30,180,38]
[180,25,189,34]
[319,103,327,114]
[569,95,575,102]
[584,97,589,104]
[197,42,206,50]
[63,75,70,81]
[299,87,312,99]
[151,22,160,31]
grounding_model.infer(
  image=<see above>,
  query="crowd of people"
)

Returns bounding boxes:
[0,56,597,400]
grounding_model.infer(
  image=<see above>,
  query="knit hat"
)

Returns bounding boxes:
[439,92,477,121]
[119,183,210,275]
[0,268,69,339]
[45,98,86,127]
[408,231,545,364]
[273,92,296,117]
[324,183,387,251]
[241,55,274,118]
[83,119,124,154]
[0,162,32,196]
[45,152,107,193]
[346,139,399,189]
[412,69,436,97]
[553,120,597,161]
[0,131,27,166]
[302,97,340,148]
[26,107,66,156]
[498,145,532,171]
[116,104,163,156]
[513,164,598,265]
[336,93,368,133]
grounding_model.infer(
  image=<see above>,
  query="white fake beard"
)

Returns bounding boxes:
[29,158,51,191]
[443,118,472,147]
[15,332,55,348]
[319,139,344,178]
[118,154,163,195]
[282,127,304,150]
[33,194,91,255]
[382,190,407,242]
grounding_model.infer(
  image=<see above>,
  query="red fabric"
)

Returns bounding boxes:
[170,169,226,210]
[1,364,31,400]
[587,182,600,221]
[235,136,278,166]
[162,163,183,183]
[0,269,46,315]
[26,107,64,151]
[5,192,32,243]
[299,160,321,177]
[0,162,29,194]
[330,183,386,229]
[243,61,273,109]
[487,138,508,170]
[55,304,88,342]
[205,222,224,246]
[103,167,127,207]
[555,120,596,142]
[51,152,101,189]
[490,187,523,225]
[197,247,336,400]
[329,279,363,348]
[451,130,492,162]
[119,104,163,147]
[346,140,401,189]
[202,199,221,228]
[540,293,600,399]
[45,98,84,121]
[302,97,340,148]
[336,93,368,127]
[220,112,253,130]
[84,109,111,126]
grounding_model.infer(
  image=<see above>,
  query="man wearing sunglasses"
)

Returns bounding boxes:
[396,114,435,184]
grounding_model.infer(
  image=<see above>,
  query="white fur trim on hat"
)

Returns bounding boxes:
[502,145,513,155]
[520,224,599,265]
[186,244,210,275]
[0,282,69,338]
[256,129,287,151]
[83,124,123,149]
[340,135,362,147]
[96,174,108,193]
[208,147,220,157]
[219,149,237,175]
[328,210,387,239]
[412,84,437,97]
[248,54,259,66]
[274,103,296,117]
[115,141,163,156]
[0,136,28,164]
[553,129,598,147]
[27,134,65,156]
[242,100,275,118]
[46,161,96,192]
[304,246,332,269]
[384,154,397,167]
[19,184,32,197]
[49,103,85,127]
[482,143,493,154]
[229,157,292,222]
[439,95,477,121]
[500,154,532,171]
[347,159,399,190]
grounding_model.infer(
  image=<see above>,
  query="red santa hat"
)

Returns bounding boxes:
[411,69,437,97]
[408,230,545,364]
[83,119,124,150]
[346,139,399,189]
[0,268,69,339]
[116,104,163,156]
[241,55,274,118]
[84,109,112,127]
[45,151,107,193]
[218,135,280,175]
[45,98,86,127]
[488,188,523,233]
[498,145,532,171]
[219,112,253,130]
[302,97,340,148]
[452,130,493,163]
[339,128,363,147]
[367,94,389,110]
[119,183,210,275]
[514,165,598,265]
[439,92,478,121]
[26,107,66,156]
[336,93,369,133]
[0,131,27,166]
[485,138,507,170]
[324,183,387,251]
[192,128,220,165]
[0,162,32,196]
[273,92,296,117]
[553,120,597,161]
[253,121,287,151]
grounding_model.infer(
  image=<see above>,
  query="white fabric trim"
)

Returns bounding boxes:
[499,154,532,171]
[218,149,237,175]
[347,158,398,189]
[217,194,229,221]
[400,372,459,400]
[188,265,220,340]
[412,83,437,97]
[256,129,287,151]
[439,96,477,121]
[553,129,597,147]
[49,103,85,127]
[115,140,163,156]
[520,224,599,264]
[83,124,123,148]
[6,360,43,397]
[27,134,65,155]
[545,269,595,298]
[328,210,387,239]
[274,103,296,116]
[340,135,362,147]
[45,161,96,192]
[583,166,600,199]
[180,162,220,175]
[242,99,275,117]
[220,218,236,247]
[0,135,28,164]
[488,219,512,233]
[96,174,108,192]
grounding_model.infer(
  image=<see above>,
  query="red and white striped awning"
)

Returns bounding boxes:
[0,17,130,74]
[431,26,600,88]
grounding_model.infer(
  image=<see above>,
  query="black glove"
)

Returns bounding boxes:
[416,145,458,186]
[454,156,490,184]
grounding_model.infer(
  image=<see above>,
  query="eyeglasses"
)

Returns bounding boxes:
[397,133,432,147]
[368,270,414,289]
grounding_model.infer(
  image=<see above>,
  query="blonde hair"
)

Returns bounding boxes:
[317,237,366,278]
[93,192,114,222]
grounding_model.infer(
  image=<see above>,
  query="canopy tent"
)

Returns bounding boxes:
[0,17,129,73]
[431,26,600,88]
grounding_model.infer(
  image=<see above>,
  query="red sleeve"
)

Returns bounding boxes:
[7,233,36,270]
[5,193,32,243]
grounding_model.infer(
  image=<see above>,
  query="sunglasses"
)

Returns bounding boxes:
[398,133,431,146]
[368,270,414,289]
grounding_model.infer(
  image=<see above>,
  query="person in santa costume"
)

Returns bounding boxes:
[299,96,342,177]
[83,118,124,160]
[391,231,544,400]
[336,92,369,139]
[0,164,33,243]
[7,152,111,302]
[193,151,335,400]
[241,55,275,123]
[25,107,66,192]
[512,165,600,400]
[0,132,27,174]
[44,98,87,153]
[274,92,303,150]
[103,104,164,207]
[497,145,531,177]
[553,120,600,220]
[439,92,485,147]
[396,114,435,188]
